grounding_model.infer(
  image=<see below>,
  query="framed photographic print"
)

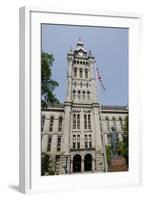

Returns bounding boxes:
[19,7,142,193]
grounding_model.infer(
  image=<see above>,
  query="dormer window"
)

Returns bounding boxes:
[74,68,77,77]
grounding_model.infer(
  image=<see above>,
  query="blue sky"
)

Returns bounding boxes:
[42,24,128,106]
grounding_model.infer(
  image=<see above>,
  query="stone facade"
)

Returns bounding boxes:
[41,39,128,175]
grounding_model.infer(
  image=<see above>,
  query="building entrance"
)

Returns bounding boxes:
[84,154,92,171]
[73,154,81,172]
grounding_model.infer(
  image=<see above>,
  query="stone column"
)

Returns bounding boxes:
[70,159,73,173]
[62,105,71,153]
[81,158,84,172]
[41,134,48,153]
[92,158,95,172]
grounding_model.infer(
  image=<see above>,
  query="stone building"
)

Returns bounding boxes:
[41,39,128,175]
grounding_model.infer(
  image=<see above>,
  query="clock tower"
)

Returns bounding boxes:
[62,38,105,172]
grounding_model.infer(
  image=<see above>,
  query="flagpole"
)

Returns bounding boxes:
[95,63,108,172]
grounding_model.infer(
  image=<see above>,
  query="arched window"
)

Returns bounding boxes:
[84,114,87,129]
[80,68,83,78]
[74,68,77,77]
[74,60,76,64]
[87,91,90,100]
[49,116,54,132]
[77,114,80,129]
[80,82,82,88]
[89,135,92,148]
[58,116,63,132]
[85,69,88,78]
[88,114,91,129]
[83,61,85,65]
[78,91,81,99]
[83,91,85,99]
[77,60,79,64]
[85,135,88,148]
[73,114,76,129]
[80,61,82,64]
[73,135,76,149]
[73,90,76,99]
[77,135,80,149]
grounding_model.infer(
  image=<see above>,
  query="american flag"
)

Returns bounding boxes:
[96,67,106,90]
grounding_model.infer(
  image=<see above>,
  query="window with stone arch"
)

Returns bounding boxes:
[88,114,91,129]
[87,91,90,99]
[77,114,80,129]
[78,90,81,99]
[73,135,76,149]
[83,91,85,99]
[112,116,116,130]
[49,116,54,132]
[58,116,63,132]
[89,134,92,148]
[85,134,88,148]
[74,68,77,77]
[119,117,123,130]
[77,135,80,149]
[73,114,76,129]
[79,68,83,78]
[85,69,88,78]
[73,90,76,99]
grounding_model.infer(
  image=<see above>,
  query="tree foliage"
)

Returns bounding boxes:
[118,116,128,165]
[41,52,60,109]
[41,153,55,176]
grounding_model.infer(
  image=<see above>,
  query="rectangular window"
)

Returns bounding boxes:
[88,114,91,129]
[47,137,52,151]
[57,137,61,152]
[77,114,80,129]
[84,114,87,129]
[58,117,63,132]
[49,116,54,132]
[73,114,76,129]
[41,115,45,132]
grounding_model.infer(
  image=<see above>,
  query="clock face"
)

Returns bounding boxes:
[78,51,83,56]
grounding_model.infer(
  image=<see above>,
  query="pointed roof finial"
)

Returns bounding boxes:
[69,46,73,53]
[77,36,83,46]
[89,49,92,55]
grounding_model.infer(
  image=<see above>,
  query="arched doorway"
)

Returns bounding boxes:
[84,154,92,171]
[73,154,81,172]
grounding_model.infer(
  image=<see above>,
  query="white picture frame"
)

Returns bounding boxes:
[19,6,142,194]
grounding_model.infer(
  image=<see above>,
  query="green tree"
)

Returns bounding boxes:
[41,153,55,176]
[118,116,128,165]
[41,52,59,109]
